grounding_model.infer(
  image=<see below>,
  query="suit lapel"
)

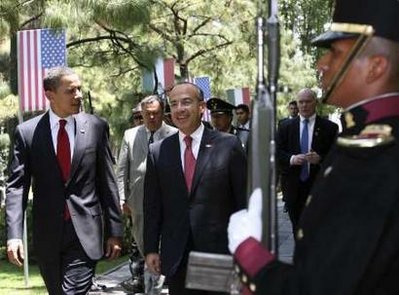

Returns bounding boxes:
[138,126,148,155]
[190,128,215,194]
[69,114,88,184]
[292,117,301,152]
[38,112,60,168]
[311,116,321,150]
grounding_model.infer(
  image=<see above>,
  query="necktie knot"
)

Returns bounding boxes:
[59,119,67,129]
[184,136,193,149]
[149,131,155,145]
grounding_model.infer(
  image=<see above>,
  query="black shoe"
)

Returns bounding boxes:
[121,277,144,293]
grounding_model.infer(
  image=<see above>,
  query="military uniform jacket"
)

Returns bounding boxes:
[235,94,399,295]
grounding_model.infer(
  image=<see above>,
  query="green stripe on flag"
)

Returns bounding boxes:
[226,89,235,105]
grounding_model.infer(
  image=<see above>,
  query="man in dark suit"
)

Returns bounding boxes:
[228,1,399,294]
[235,104,251,130]
[277,88,338,234]
[6,67,123,294]
[144,82,247,295]
[278,100,299,126]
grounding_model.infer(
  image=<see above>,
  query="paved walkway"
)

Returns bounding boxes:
[90,197,295,294]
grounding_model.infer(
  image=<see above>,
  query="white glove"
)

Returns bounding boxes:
[228,188,263,254]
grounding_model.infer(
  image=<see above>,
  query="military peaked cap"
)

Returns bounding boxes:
[207,97,236,115]
[312,0,399,47]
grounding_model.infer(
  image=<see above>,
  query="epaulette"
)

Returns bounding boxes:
[337,124,394,148]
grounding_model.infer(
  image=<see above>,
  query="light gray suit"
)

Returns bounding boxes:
[116,122,177,254]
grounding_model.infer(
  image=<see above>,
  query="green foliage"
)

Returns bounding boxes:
[0,0,340,145]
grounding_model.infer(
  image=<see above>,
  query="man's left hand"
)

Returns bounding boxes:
[306,151,321,164]
[105,237,122,260]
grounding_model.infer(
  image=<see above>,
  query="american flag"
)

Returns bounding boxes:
[17,29,66,112]
[193,76,211,121]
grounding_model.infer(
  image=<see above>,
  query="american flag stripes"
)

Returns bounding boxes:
[193,76,212,121]
[17,29,66,112]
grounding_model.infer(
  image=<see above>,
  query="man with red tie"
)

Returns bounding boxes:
[144,82,247,295]
[6,67,123,294]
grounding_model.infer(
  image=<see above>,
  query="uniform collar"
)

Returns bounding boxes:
[341,93,399,135]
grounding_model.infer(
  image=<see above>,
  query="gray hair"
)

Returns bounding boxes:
[140,95,164,112]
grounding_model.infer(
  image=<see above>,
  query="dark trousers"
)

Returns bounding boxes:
[38,220,96,295]
[286,179,312,236]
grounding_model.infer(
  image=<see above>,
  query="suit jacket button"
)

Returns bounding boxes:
[242,274,248,283]
[324,166,333,177]
[297,228,304,240]
[305,195,312,206]
[249,283,256,292]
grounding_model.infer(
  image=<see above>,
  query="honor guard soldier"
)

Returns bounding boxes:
[228,0,399,294]
[207,97,249,148]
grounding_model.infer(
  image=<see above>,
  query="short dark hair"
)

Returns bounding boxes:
[236,104,250,113]
[288,100,297,106]
[167,82,204,101]
[140,95,164,113]
[43,67,77,91]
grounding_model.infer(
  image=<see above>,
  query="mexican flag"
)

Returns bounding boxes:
[142,58,175,93]
[226,87,251,106]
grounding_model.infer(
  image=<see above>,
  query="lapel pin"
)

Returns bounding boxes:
[205,144,212,148]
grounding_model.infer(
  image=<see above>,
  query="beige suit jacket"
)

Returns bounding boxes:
[116,122,177,254]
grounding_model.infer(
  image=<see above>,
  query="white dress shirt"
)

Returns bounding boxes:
[49,108,75,160]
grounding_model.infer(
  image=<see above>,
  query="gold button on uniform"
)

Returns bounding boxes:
[297,228,304,240]
[235,265,240,273]
[249,283,257,292]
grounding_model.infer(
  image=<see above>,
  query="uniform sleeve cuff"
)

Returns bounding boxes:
[234,237,275,277]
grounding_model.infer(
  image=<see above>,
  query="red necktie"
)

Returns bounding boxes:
[57,119,71,220]
[184,136,196,192]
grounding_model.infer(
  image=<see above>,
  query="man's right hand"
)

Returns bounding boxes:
[291,154,307,165]
[145,253,161,275]
[7,239,24,267]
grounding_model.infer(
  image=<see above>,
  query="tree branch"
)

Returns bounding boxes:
[192,17,212,34]
[186,41,233,64]
[148,24,175,43]
[19,12,43,29]
[66,35,131,48]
